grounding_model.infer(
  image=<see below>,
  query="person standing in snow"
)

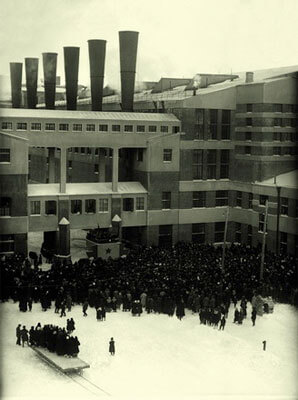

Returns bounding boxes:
[20,325,29,347]
[83,300,88,316]
[16,324,21,345]
[251,307,257,326]
[219,316,226,331]
[109,337,115,355]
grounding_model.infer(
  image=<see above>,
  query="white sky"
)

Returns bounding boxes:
[1,0,298,88]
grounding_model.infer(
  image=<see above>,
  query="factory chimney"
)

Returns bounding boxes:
[64,47,80,110]
[88,40,106,111]
[119,31,139,112]
[42,53,58,109]
[10,62,23,108]
[25,58,38,109]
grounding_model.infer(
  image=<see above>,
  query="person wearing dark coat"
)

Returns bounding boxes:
[96,308,102,321]
[219,316,226,331]
[27,297,33,311]
[176,300,185,320]
[109,337,115,355]
[251,307,257,326]
[60,302,66,317]
[16,324,21,345]
[82,300,88,316]
[29,326,36,345]
[21,326,29,347]
[233,308,239,323]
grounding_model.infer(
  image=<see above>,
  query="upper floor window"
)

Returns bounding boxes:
[0,197,11,216]
[136,197,145,211]
[137,125,145,133]
[216,190,228,206]
[71,200,82,214]
[209,109,218,139]
[85,199,96,214]
[221,110,231,140]
[162,192,171,209]
[0,148,10,163]
[99,124,108,132]
[160,126,168,133]
[112,124,121,132]
[73,124,82,132]
[220,150,229,179]
[193,191,206,208]
[245,146,251,155]
[246,118,252,126]
[1,122,12,130]
[123,198,134,212]
[248,193,253,209]
[59,123,69,131]
[45,123,55,131]
[148,125,157,132]
[17,122,27,130]
[236,191,242,207]
[259,195,268,206]
[274,118,282,127]
[193,149,203,180]
[30,200,40,215]
[45,200,56,215]
[172,126,180,133]
[86,124,95,132]
[246,104,253,112]
[273,147,281,156]
[124,125,133,132]
[31,123,41,131]
[99,198,109,212]
[163,149,172,162]
[273,104,282,113]
[245,131,252,141]
[207,149,217,179]
[280,197,288,216]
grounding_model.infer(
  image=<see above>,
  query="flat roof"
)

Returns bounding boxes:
[0,108,180,123]
[255,170,298,189]
[28,182,148,196]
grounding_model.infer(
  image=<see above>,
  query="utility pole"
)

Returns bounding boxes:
[260,200,269,281]
[275,185,281,254]
[221,207,230,272]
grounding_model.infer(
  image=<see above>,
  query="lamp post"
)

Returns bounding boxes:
[260,200,269,281]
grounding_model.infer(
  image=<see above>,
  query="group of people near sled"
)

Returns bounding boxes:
[16,322,80,357]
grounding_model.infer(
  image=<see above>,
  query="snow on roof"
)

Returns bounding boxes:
[0,108,180,123]
[255,170,298,189]
[28,182,148,197]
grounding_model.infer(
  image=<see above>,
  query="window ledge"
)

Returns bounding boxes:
[0,216,11,218]
[30,214,41,217]
[0,162,11,165]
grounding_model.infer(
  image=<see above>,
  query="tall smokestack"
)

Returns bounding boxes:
[42,52,57,109]
[119,31,139,112]
[88,40,106,111]
[64,47,80,110]
[25,58,38,109]
[10,62,23,108]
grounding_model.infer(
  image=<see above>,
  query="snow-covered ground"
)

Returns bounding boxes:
[1,300,297,400]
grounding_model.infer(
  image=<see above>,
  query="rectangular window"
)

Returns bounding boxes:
[137,149,143,162]
[74,147,79,153]
[45,123,55,131]
[86,124,95,132]
[274,132,282,141]
[193,149,203,180]
[45,200,56,215]
[124,125,133,132]
[1,122,12,130]
[112,124,121,132]
[236,191,242,207]
[235,222,241,243]
[245,131,252,141]
[59,123,69,131]
[259,213,265,232]
[136,197,145,211]
[214,222,225,242]
[17,122,27,130]
[94,164,99,174]
[160,126,168,133]
[192,223,205,243]
[273,147,281,156]
[220,150,229,179]
[136,125,145,133]
[246,118,252,126]
[259,195,268,206]
[0,234,14,253]
[207,150,216,179]
[247,104,253,112]
[216,190,228,206]
[68,160,72,169]
[123,198,134,211]
[162,192,171,209]
[274,118,282,127]
[193,191,206,208]
[81,147,85,154]
[71,200,82,214]
[273,104,282,113]
[30,201,40,215]
[99,124,108,132]
[245,146,251,155]
[221,110,230,140]
[280,232,287,253]
[159,225,172,247]
[31,123,41,131]
[172,126,180,133]
[148,125,157,132]
[85,199,96,213]
[0,148,10,163]
[248,193,253,209]
[0,198,11,216]
[163,149,172,162]
[209,109,218,140]
[247,225,252,246]
[99,199,108,212]
[73,124,82,132]
[195,124,204,140]
[281,197,288,216]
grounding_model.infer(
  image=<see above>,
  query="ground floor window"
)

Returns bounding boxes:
[71,200,82,214]
[45,201,57,215]
[214,222,225,242]
[159,225,172,247]
[0,234,14,253]
[85,199,96,213]
[99,199,109,212]
[0,197,11,216]
[235,222,241,243]
[30,200,41,215]
[280,232,287,253]
[192,223,205,243]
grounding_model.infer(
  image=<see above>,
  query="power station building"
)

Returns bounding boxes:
[0,32,297,257]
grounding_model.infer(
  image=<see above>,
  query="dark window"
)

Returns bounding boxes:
[280,232,287,253]
[273,104,282,113]
[73,124,82,131]
[0,148,10,163]
[0,234,14,253]
[245,146,251,155]
[137,149,143,162]
[99,199,108,212]
[68,160,72,169]
[136,197,145,210]
[163,149,172,162]
[159,225,172,247]
[247,225,252,246]
[207,150,216,179]
[259,213,265,232]
[123,198,134,211]
[81,147,85,154]
[248,193,253,209]
[99,124,108,132]
[220,150,229,179]
[137,125,145,132]
[0,197,11,216]
[17,122,27,130]
[160,126,168,133]
[216,191,228,206]
[281,197,288,215]
[112,125,121,132]
[236,191,242,207]
[246,118,252,126]
[86,124,95,132]
[274,118,282,127]
[45,201,56,215]
[193,191,206,208]
[193,149,203,179]
[214,222,225,242]
[45,123,55,131]
[59,123,69,131]
[209,109,218,139]
[85,199,96,213]
[273,147,281,156]
[245,131,252,141]
[192,223,205,243]
[235,222,241,243]
[221,110,231,139]
[259,195,268,206]
[247,104,253,112]
[74,147,79,153]
[94,164,99,174]
[195,124,204,140]
[124,125,133,132]
[1,122,12,130]
[148,125,157,132]
[31,123,41,131]
[172,126,180,133]
[71,200,82,214]
[274,132,282,141]
[162,192,171,209]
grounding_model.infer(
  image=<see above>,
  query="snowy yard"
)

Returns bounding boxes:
[1,301,297,400]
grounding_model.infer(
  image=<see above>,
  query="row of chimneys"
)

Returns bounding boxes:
[10,31,139,112]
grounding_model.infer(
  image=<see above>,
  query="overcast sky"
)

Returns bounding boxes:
[1,0,297,88]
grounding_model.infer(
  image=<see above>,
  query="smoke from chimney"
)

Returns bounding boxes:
[10,62,23,108]
[25,58,38,109]
[42,53,58,109]
[88,40,106,111]
[119,31,139,112]
[64,47,80,110]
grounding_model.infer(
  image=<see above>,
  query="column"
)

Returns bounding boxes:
[58,217,70,258]
[48,147,56,182]
[60,148,67,193]
[99,148,106,182]
[112,147,119,192]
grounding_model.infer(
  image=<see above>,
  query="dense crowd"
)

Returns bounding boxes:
[1,243,297,321]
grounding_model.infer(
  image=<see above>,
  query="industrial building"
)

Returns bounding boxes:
[0,31,297,257]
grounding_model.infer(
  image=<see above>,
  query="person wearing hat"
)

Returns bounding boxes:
[20,325,29,347]
[16,324,21,345]
[109,337,115,355]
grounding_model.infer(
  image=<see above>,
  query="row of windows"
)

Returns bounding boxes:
[196,109,231,140]
[246,104,297,113]
[243,132,297,142]
[193,149,229,180]
[242,146,297,156]
[245,117,297,127]
[1,121,180,134]
[0,148,10,163]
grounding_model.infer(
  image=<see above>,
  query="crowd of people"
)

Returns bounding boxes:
[16,322,80,357]
[1,243,297,325]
